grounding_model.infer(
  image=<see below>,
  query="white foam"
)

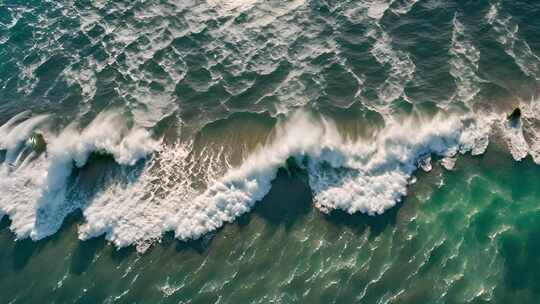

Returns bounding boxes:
[521,102,540,164]
[440,156,457,171]
[0,111,158,240]
[3,105,540,247]
[486,3,540,80]
[500,118,529,161]
[418,155,432,172]
[449,14,482,106]
[309,115,483,214]
[498,101,540,163]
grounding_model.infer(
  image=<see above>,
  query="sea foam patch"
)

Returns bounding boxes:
[75,111,498,246]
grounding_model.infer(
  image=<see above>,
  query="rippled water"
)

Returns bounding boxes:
[1,0,540,303]
[3,148,540,303]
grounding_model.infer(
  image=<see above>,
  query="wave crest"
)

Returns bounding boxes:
[2,106,540,250]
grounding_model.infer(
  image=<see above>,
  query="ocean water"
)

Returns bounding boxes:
[1,0,540,303]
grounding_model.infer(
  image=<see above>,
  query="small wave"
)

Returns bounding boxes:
[449,14,483,106]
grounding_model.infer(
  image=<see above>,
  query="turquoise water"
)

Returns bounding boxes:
[3,148,540,303]
[2,0,540,303]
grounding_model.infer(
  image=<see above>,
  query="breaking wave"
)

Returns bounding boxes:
[2,103,540,250]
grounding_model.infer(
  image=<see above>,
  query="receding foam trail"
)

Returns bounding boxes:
[208,0,259,11]
[500,102,540,163]
[486,2,540,81]
[449,14,482,106]
[366,6,416,115]
[0,111,158,240]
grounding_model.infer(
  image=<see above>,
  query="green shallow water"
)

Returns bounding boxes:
[2,146,540,303]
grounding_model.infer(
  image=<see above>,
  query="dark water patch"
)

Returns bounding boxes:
[475,81,520,114]
[0,216,9,231]
[162,231,214,256]
[2,210,82,272]
[69,151,144,195]
[31,55,70,97]
[69,236,106,276]
[11,238,39,271]
[319,103,385,139]
[153,110,182,142]
[251,167,312,230]
[324,200,403,239]
[5,11,35,48]
[478,32,537,98]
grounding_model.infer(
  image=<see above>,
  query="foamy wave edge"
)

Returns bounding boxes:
[1,105,539,251]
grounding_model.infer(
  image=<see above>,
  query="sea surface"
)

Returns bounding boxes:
[1,0,540,303]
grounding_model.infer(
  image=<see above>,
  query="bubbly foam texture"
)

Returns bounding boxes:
[486,3,540,80]
[449,14,482,106]
[501,102,540,163]
[309,115,486,214]
[0,111,158,240]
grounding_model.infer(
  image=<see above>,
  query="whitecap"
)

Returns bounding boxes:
[486,3,540,80]
[0,111,158,240]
